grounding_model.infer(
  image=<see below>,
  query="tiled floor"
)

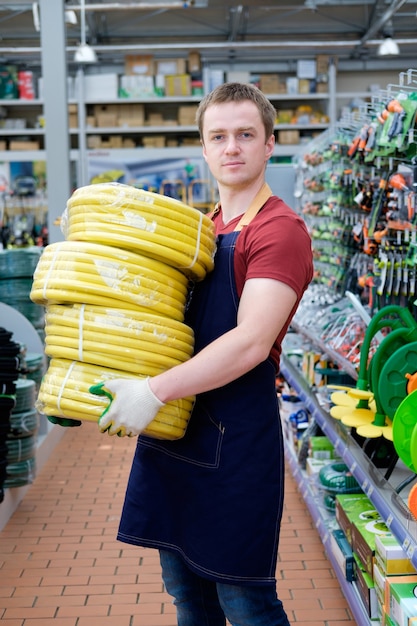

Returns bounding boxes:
[0,422,355,625]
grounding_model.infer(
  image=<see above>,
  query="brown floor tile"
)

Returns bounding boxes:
[0,422,356,624]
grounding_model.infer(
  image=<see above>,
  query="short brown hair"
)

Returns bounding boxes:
[196,82,277,141]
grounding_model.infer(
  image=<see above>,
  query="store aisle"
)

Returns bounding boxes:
[0,423,355,626]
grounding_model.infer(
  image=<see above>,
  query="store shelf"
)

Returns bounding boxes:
[291,320,358,380]
[0,99,43,106]
[0,149,79,161]
[284,440,373,626]
[0,128,44,136]
[280,355,417,571]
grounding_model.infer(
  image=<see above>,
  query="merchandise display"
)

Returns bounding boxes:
[280,68,417,625]
[0,328,39,498]
[30,182,216,439]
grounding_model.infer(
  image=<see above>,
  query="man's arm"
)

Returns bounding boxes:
[150,277,297,403]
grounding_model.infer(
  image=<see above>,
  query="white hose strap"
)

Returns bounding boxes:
[42,242,61,301]
[78,303,86,361]
[56,360,76,416]
[182,210,203,271]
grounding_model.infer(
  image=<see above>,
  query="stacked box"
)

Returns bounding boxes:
[165,75,191,97]
[388,580,417,626]
[330,529,355,582]
[352,514,390,577]
[353,554,379,619]
[178,105,198,126]
[375,534,417,576]
[259,74,280,93]
[335,493,377,545]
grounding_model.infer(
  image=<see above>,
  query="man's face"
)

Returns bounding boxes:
[201,100,275,189]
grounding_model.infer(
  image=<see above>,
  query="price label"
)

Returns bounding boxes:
[386,514,393,528]
[406,543,415,560]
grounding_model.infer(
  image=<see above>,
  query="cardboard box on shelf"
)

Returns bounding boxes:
[388,579,417,626]
[376,534,417,576]
[119,74,155,98]
[298,79,311,94]
[9,140,40,150]
[79,73,118,100]
[226,70,250,84]
[0,140,6,150]
[109,135,123,148]
[87,135,101,149]
[95,112,118,128]
[68,113,78,128]
[260,74,280,94]
[142,135,166,148]
[118,103,145,127]
[0,65,18,99]
[316,54,330,74]
[122,138,136,148]
[353,554,379,619]
[164,74,191,97]
[277,130,300,145]
[286,76,299,94]
[17,70,35,99]
[86,115,96,128]
[188,50,201,74]
[178,105,198,126]
[316,82,329,93]
[352,515,391,577]
[155,58,187,76]
[146,112,165,126]
[124,54,154,76]
[330,529,355,582]
[335,493,376,545]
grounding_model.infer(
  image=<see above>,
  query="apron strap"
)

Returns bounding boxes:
[234,183,273,232]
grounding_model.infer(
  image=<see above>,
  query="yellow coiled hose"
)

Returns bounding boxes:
[63,182,216,281]
[30,182,216,439]
[38,358,193,440]
[31,241,188,320]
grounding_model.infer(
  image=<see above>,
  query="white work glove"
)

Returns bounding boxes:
[89,377,165,437]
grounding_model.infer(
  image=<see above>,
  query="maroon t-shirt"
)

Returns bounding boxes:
[212,195,313,368]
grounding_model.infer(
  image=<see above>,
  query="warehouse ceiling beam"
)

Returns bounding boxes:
[64,1,207,9]
[351,0,409,57]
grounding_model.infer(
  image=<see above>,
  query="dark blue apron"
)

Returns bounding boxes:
[118,189,286,586]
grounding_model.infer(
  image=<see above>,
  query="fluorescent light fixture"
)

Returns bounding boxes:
[377,36,400,56]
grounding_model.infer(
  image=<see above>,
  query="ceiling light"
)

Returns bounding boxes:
[74,43,97,63]
[74,0,97,63]
[377,36,400,56]
[65,10,78,26]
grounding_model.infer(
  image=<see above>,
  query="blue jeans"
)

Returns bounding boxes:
[159,550,290,626]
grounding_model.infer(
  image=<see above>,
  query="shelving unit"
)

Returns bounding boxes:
[281,349,417,624]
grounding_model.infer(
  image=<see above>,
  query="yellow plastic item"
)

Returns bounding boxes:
[37,358,194,440]
[63,182,216,281]
[30,241,188,321]
[31,182,216,440]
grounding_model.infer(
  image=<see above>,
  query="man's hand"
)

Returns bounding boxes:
[89,377,165,437]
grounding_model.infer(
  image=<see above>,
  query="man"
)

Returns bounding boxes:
[92,82,313,625]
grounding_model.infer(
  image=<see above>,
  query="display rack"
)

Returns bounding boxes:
[281,355,417,572]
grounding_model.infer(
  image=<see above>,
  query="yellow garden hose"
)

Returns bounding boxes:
[31,182,216,440]
[45,303,194,350]
[30,241,188,321]
[63,182,216,281]
[37,358,194,439]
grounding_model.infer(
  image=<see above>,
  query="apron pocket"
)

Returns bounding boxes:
[138,399,224,468]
